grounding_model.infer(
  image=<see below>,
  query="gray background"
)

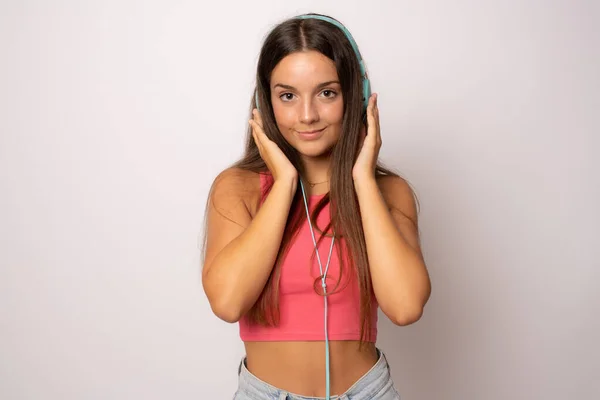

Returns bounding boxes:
[1,0,598,399]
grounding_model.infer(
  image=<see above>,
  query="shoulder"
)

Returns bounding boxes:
[211,167,260,191]
[376,174,419,225]
[209,167,264,217]
[376,174,415,198]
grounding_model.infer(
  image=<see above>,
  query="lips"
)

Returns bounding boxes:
[295,127,326,141]
[297,128,325,134]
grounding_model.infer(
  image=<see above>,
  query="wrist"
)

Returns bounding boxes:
[353,174,377,187]
[272,176,298,197]
[353,175,379,196]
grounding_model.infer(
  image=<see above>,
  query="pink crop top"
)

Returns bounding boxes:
[239,172,378,342]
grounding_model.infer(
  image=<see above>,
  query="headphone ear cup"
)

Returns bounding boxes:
[362,77,371,112]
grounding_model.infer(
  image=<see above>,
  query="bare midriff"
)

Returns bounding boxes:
[243,340,378,397]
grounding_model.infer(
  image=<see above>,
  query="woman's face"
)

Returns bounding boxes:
[269,50,344,159]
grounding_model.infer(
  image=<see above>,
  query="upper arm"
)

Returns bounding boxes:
[202,168,260,279]
[378,175,423,254]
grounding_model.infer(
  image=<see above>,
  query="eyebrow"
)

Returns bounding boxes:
[273,80,340,91]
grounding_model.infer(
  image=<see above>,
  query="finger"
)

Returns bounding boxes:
[251,112,268,140]
[253,108,264,129]
[365,95,372,123]
[371,94,380,141]
[369,93,376,115]
[249,120,263,153]
[249,119,261,139]
[366,96,376,135]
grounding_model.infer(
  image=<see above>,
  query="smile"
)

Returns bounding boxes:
[295,127,326,140]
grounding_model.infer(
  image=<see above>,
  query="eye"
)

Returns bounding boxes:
[279,93,295,102]
[320,89,337,99]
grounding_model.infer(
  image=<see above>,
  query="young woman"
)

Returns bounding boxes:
[202,13,431,400]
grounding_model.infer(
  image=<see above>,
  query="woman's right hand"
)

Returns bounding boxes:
[249,109,298,184]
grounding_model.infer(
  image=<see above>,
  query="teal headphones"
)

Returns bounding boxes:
[255,14,371,112]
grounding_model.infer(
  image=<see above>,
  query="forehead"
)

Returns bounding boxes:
[270,50,338,88]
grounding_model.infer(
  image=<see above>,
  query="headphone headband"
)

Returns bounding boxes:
[256,14,371,112]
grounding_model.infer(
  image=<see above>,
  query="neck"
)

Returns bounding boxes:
[300,155,331,196]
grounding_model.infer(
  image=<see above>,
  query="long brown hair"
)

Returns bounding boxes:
[208,13,402,344]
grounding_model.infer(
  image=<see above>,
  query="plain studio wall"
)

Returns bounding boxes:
[1,0,598,399]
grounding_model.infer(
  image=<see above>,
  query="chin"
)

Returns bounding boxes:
[294,142,335,159]
[284,133,339,159]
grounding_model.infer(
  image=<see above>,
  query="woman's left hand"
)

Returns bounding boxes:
[352,93,381,182]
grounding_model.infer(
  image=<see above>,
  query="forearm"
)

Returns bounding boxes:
[203,179,296,322]
[354,177,430,325]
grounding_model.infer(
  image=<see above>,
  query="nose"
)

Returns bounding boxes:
[299,97,319,125]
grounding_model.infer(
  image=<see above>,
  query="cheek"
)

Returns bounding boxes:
[322,103,344,125]
[272,104,295,128]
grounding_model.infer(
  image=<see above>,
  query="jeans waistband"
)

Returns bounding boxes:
[236,348,395,400]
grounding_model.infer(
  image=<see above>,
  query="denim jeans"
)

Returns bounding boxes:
[233,348,401,399]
